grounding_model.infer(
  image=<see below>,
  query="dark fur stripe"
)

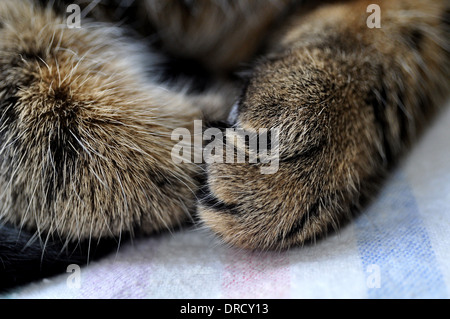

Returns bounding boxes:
[365,70,393,165]
[197,185,240,215]
[279,140,325,163]
[278,200,320,242]
[442,7,450,28]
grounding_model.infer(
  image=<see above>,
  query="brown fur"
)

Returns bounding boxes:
[198,0,450,249]
[0,0,448,251]
[142,0,294,72]
[0,0,203,242]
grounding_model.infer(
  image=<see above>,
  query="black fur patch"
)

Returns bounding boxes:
[0,223,120,292]
[157,56,214,93]
[405,28,424,52]
[19,48,47,64]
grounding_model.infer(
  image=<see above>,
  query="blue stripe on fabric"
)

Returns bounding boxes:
[355,170,447,299]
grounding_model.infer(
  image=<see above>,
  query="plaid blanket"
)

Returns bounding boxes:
[3,102,450,299]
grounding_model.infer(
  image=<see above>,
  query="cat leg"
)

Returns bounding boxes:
[198,0,450,249]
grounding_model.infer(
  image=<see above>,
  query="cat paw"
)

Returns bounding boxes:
[198,48,384,250]
[0,2,202,242]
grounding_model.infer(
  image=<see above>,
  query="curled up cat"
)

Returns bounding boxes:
[0,0,448,290]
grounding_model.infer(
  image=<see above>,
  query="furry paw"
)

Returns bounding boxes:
[0,1,201,242]
[198,48,385,250]
[197,0,449,250]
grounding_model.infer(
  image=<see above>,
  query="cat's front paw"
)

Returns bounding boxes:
[198,48,385,250]
[0,1,202,242]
